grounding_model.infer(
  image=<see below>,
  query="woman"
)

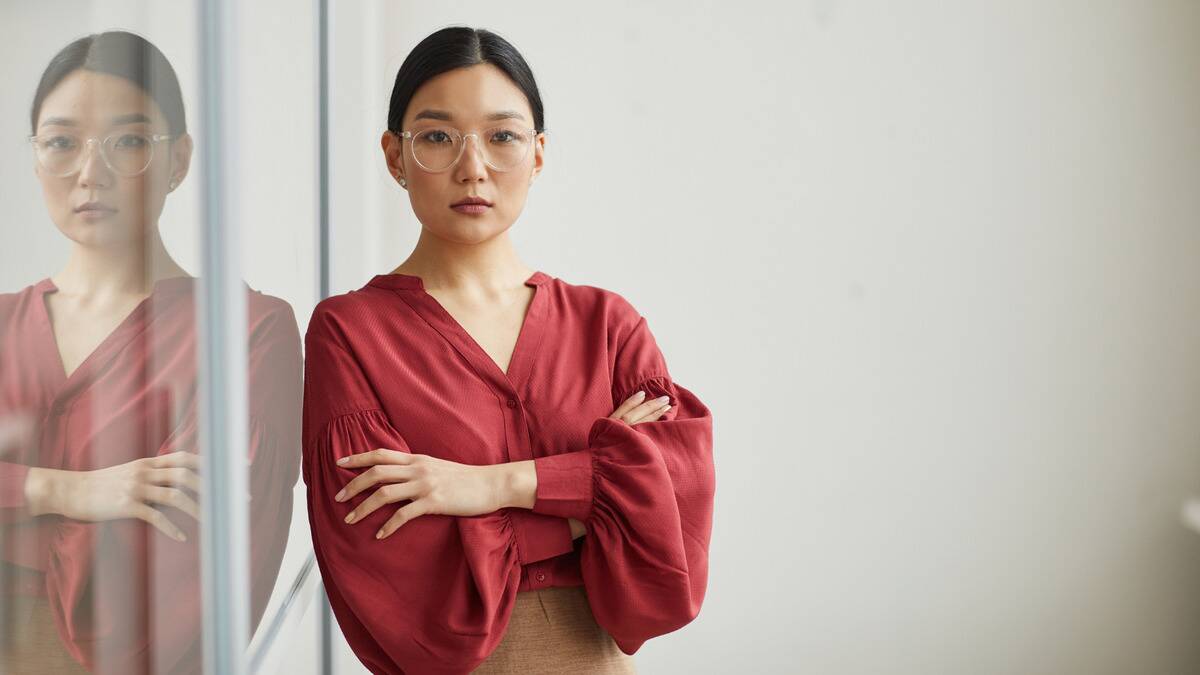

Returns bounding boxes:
[303,26,715,674]
[0,31,301,673]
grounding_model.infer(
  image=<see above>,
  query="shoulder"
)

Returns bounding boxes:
[542,275,643,328]
[0,279,52,327]
[245,286,301,345]
[305,285,395,348]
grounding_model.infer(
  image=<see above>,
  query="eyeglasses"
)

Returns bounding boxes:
[28,132,175,178]
[397,125,539,173]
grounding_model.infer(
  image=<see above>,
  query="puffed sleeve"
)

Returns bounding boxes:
[302,305,570,675]
[0,462,32,519]
[530,309,716,654]
[0,413,39,522]
[42,300,302,674]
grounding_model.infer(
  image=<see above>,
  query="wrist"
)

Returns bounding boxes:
[494,460,537,510]
[24,467,58,516]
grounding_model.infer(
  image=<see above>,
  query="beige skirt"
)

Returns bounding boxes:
[0,594,91,675]
[472,585,637,674]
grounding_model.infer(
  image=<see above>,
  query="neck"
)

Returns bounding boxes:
[52,228,187,298]
[394,229,534,292]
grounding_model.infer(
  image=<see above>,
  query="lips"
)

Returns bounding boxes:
[451,196,492,207]
[75,202,117,213]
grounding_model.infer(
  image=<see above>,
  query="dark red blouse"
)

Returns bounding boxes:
[0,277,302,674]
[302,271,715,675]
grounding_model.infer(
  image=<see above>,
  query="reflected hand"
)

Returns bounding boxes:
[335,450,505,539]
[26,450,201,541]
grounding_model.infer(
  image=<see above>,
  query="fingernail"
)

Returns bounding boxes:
[655,395,670,404]
[663,405,671,412]
[344,512,355,523]
[633,390,646,400]
[336,457,349,465]
[334,490,345,501]
[175,532,186,542]
[375,529,386,539]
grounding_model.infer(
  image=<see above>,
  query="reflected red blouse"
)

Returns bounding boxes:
[302,271,716,675]
[0,277,302,674]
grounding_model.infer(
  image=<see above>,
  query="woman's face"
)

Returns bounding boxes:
[382,63,545,245]
[33,69,191,249]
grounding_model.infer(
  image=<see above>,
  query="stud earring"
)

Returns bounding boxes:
[399,178,407,188]
[168,178,179,190]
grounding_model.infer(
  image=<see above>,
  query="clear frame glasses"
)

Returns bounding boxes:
[398,125,539,173]
[28,132,175,178]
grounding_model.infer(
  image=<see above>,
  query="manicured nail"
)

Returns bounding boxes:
[655,395,670,404]
[336,457,349,465]
[344,512,355,523]
[633,390,646,400]
[174,531,186,542]
[335,490,345,501]
[375,529,386,539]
[662,405,671,412]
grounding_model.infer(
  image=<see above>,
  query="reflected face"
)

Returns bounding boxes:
[382,63,545,245]
[33,69,191,248]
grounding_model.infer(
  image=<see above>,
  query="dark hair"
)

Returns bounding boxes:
[30,30,187,135]
[387,27,544,134]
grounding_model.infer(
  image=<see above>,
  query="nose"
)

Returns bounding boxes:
[77,139,113,188]
[453,133,488,183]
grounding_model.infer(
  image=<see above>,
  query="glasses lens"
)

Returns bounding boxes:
[33,134,82,176]
[411,126,532,172]
[480,125,532,171]
[103,133,154,176]
[412,127,461,172]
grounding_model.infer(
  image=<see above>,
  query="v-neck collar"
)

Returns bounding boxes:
[370,271,552,394]
[367,270,551,291]
[34,276,195,394]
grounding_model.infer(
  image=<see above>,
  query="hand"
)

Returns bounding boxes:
[609,389,671,425]
[568,517,585,539]
[25,451,201,542]
[335,450,506,539]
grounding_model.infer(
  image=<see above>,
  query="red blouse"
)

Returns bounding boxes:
[0,277,302,674]
[302,271,716,675]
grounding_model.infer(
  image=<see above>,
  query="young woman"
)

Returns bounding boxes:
[303,26,716,674]
[0,31,301,674]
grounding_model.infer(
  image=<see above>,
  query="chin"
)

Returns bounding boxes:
[427,217,509,244]
[59,219,145,248]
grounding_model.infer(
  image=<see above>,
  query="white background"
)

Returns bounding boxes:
[2,2,1199,673]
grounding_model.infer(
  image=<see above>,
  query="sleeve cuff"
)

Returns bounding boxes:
[532,450,595,522]
[507,510,575,564]
[0,461,30,509]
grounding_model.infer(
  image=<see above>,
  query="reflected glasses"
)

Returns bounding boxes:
[398,125,538,173]
[29,132,175,178]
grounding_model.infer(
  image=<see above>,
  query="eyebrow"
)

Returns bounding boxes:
[411,109,527,123]
[38,112,154,129]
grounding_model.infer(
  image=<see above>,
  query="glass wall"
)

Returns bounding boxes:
[0,1,319,673]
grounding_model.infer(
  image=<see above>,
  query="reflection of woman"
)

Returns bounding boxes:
[0,31,301,673]
[304,27,715,673]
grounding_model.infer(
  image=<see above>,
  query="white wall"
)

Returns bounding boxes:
[4,2,1200,674]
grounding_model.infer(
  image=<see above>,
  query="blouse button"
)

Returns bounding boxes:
[506,398,517,409]
[535,571,546,582]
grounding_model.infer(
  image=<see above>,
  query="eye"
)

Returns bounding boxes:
[490,128,528,145]
[41,135,78,152]
[419,129,455,144]
[113,133,149,149]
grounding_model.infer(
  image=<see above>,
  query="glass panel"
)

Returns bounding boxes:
[0,3,318,673]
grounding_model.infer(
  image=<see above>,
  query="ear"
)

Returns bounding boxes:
[167,133,194,191]
[381,130,405,186]
[529,130,546,184]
